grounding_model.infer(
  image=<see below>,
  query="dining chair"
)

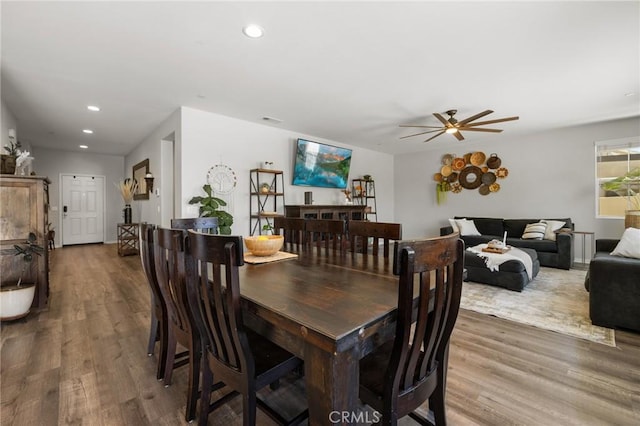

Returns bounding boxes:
[349,221,402,258]
[139,223,167,380]
[183,231,308,426]
[304,219,347,251]
[273,216,306,250]
[359,233,464,425]
[153,227,201,422]
[171,217,219,234]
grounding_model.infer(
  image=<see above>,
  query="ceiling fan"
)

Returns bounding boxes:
[399,109,519,143]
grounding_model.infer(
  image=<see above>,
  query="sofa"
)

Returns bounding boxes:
[440,216,574,270]
[584,239,640,332]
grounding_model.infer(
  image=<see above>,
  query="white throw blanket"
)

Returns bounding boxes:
[467,244,534,280]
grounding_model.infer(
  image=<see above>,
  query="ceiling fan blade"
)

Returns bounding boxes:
[424,131,446,142]
[398,124,443,129]
[459,127,503,133]
[400,129,444,139]
[453,131,465,141]
[457,110,493,126]
[433,113,451,127]
[463,116,519,127]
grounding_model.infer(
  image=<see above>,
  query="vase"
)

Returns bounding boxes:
[123,204,132,224]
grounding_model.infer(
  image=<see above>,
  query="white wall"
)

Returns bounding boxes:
[179,107,394,236]
[1,99,18,151]
[394,116,640,256]
[124,109,181,227]
[30,147,124,243]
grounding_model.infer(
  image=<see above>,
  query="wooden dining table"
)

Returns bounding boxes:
[238,248,405,425]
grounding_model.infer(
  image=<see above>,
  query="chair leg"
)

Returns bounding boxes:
[163,332,177,386]
[156,321,168,381]
[147,313,158,356]
[199,364,213,426]
[185,339,201,422]
[243,392,257,426]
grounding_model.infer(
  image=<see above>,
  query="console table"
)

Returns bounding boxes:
[117,223,140,256]
[284,204,367,221]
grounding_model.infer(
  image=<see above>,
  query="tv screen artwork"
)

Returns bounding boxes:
[292,139,352,189]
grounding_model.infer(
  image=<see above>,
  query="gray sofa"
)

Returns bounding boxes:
[584,239,640,332]
[440,216,574,270]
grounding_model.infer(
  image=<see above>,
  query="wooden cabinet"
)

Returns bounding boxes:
[284,205,367,221]
[249,169,286,235]
[117,223,139,256]
[0,175,51,311]
[351,179,377,221]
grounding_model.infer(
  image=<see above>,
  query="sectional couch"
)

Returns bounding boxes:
[440,216,574,270]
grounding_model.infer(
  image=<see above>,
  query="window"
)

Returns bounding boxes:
[595,137,640,218]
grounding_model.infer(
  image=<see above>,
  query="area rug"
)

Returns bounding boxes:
[460,267,616,346]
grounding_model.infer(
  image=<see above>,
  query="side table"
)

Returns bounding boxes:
[117,223,140,256]
[572,231,595,265]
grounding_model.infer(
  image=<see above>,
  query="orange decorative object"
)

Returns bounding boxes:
[496,167,509,178]
[452,158,466,171]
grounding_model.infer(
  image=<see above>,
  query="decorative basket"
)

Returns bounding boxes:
[625,210,640,229]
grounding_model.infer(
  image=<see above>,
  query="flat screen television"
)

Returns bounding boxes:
[292,139,352,189]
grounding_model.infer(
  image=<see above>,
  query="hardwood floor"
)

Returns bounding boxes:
[1,244,639,425]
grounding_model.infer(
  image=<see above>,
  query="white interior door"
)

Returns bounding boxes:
[61,174,105,245]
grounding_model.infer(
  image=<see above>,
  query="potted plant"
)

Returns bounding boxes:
[1,140,21,174]
[262,223,274,235]
[188,184,234,235]
[0,232,44,321]
[601,167,640,228]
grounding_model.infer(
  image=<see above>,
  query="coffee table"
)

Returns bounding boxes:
[464,246,540,291]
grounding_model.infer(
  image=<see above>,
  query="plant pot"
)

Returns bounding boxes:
[1,154,16,174]
[625,210,640,229]
[0,283,36,321]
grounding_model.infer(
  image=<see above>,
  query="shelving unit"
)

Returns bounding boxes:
[351,179,377,221]
[117,223,139,256]
[250,169,286,235]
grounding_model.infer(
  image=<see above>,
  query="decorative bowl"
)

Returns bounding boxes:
[244,235,284,256]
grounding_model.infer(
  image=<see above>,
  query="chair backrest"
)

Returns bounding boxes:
[171,217,219,234]
[140,223,162,305]
[273,216,306,249]
[183,231,251,375]
[349,221,402,258]
[154,227,193,336]
[304,219,347,251]
[388,234,464,413]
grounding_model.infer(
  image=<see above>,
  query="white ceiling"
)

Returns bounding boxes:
[2,1,639,156]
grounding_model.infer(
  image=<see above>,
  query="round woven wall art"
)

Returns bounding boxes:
[458,166,483,189]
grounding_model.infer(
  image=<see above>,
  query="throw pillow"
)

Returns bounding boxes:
[448,218,462,233]
[522,222,547,240]
[456,219,481,236]
[611,227,640,259]
[542,219,566,241]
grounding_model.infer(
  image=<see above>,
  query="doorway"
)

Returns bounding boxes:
[60,174,105,245]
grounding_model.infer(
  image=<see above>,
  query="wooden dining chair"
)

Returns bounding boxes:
[171,217,218,234]
[304,219,347,251]
[139,223,167,380]
[183,231,308,426]
[273,216,306,250]
[349,221,402,258]
[359,233,464,425]
[153,227,201,422]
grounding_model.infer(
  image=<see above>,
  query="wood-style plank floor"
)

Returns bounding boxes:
[2,244,639,425]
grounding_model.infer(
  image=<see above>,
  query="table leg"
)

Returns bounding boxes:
[304,345,359,425]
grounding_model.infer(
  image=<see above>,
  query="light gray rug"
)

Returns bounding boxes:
[460,267,616,347]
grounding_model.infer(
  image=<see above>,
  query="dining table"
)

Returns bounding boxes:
[238,248,408,425]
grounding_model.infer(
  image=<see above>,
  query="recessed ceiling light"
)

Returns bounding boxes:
[243,24,264,38]
[79,145,88,149]
[82,129,94,134]
[624,92,636,97]
[87,105,100,112]
[262,116,283,124]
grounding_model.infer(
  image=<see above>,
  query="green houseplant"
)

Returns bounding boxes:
[188,184,234,235]
[1,232,44,320]
[601,167,640,228]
